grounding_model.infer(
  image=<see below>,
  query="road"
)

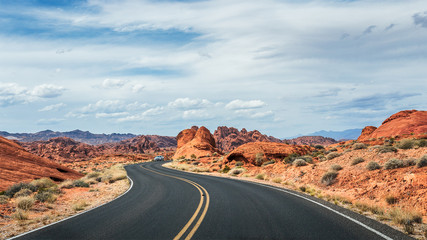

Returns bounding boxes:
[13,161,412,240]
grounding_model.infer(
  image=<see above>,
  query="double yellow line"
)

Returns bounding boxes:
[140,165,210,240]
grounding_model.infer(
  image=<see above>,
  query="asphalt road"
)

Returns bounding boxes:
[13,161,413,240]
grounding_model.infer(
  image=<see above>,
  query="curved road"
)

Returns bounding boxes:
[13,161,412,240]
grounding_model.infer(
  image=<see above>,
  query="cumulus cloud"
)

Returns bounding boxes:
[80,100,147,113]
[0,83,29,107]
[168,98,211,109]
[95,112,129,118]
[182,109,212,120]
[117,107,164,122]
[225,100,266,110]
[38,103,66,112]
[413,11,427,28]
[32,84,65,98]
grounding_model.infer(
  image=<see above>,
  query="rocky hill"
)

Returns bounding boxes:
[174,126,221,159]
[21,135,161,162]
[145,135,177,148]
[0,136,82,191]
[358,110,427,142]
[225,142,312,166]
[213,126,283,153]
[287,136,338,146]
[0,129,136,145]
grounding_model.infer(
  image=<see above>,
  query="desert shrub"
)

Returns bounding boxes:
[299,186,306,192]
[86,172,101,179]
[59,180,75,189]
[321,171,338,186]
[262,160,275,167]
[417,155,427,168]
[403,158,416,167]
[385,196,398,205]
[31,178,56,190]
[16,196,34,210]
[396,139,415,149]
[72,200,88,212]
[416,139,426,147]
[14,188,33,198]
[351,157,365,166]
[293,159,307,167]
[376,145,397,154]
[388,208,423,225]
[300,155,313,164]
[366,161,381,171]
[326,152,340,160]
[352,143,367,150]
[73,180,89,188]
[314,145,324,149]
[229,169,242,176]
[354,201,384,215]
[255,174,265,180]
[272,178,282,183]
[0,195,9,204]
[12,209,28,220]
[283,153,300,164]
[222,165,231,173]
[5,182,36,197]
[329,148,338,152]
[384,159,404,170]
[190,154,197,159]
[255,153,264,166]
[235,161,243,167]
[35,192,56,203]
[330,164,343,171]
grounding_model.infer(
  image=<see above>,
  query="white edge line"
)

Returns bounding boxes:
[8,176,134,240]
[163,164,393,240]
[242,180,393,240]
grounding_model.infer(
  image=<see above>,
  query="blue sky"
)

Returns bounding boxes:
[0,0,426,138]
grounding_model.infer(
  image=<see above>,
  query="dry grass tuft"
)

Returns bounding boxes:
[72,200,89,212]
[16,196,35,210]
[12,209,29,220]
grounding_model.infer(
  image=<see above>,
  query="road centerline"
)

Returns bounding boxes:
[140,164,210,240]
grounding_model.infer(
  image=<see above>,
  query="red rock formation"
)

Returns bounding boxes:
[21,135,160,162]
[357,110,427,141]
[213,126,282,153]
[0,136,82,191]
[174,126,221,159]
[145,135,176,148]
[226,142,312,165]
[287,136,338,146]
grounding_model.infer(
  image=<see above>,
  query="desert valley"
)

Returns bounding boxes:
[0,109,426,239]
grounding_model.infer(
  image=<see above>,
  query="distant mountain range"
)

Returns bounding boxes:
[286,129,362,141]
[0,130,137,145]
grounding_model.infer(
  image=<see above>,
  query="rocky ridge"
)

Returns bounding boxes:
[0,136,82,191]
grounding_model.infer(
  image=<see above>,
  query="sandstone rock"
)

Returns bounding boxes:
[0,136,82,191]
[287,136,338,146]
[357,110,427,141]
[174,126,220,159]
[213,126,282,153]
[226,142,312,165]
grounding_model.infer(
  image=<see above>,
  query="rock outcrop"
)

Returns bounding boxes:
[226,142,312,165]
[357,110,427,142]
[21,135,160,162]
[287,136,338,146]
[0,136,82,191]
[174,126,221,159]
[145,135,176,148]
[213,126,283,153]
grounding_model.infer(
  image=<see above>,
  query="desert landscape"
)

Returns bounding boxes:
[0,109,426,239]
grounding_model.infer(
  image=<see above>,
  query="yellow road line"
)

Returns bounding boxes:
[140,165,209,240]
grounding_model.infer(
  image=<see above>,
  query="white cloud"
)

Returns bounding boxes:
[38,103,66,112]
[182,109,212,120]
[32,84,65,98]
[225,100,266,110]
[95,112,129,118]
[168,98,211,109]
[101,78,127,89]
[117,106,164,122]
[0,83,29,106]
